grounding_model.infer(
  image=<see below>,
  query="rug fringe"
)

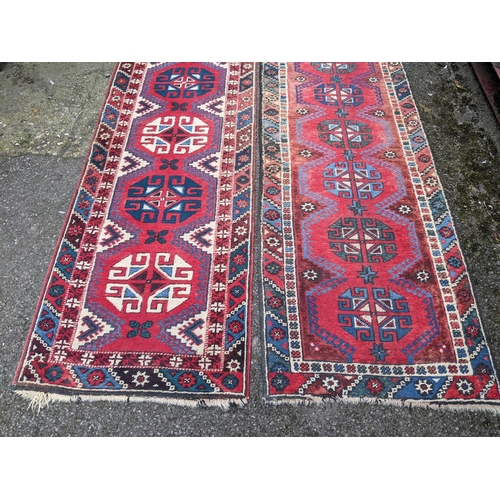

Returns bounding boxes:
[15,390,246,412]
[264,395,500,415]
[22,391,54,413]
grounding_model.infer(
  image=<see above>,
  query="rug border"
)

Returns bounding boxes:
[12,62,121,388]
[395,63,500,404]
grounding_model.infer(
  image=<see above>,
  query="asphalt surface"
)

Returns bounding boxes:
[2,62,500,436]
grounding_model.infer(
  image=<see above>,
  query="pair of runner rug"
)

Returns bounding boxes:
[13,62,500,412]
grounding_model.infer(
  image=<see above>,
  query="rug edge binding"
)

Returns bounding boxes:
[399,61,500,388]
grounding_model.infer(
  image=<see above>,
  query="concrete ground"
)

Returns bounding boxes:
[1,62,500,436]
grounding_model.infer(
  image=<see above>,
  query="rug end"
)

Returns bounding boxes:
[263,394,500,415]
[13,389,247,411]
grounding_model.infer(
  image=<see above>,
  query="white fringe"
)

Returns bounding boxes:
[17,390,500,415]
[16,390,247,413]
[264,394,500,415]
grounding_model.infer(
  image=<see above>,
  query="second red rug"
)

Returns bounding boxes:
[261,62,500,410]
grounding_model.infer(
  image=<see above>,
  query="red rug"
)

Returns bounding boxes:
[13,62,256,407]
[261,62,500,410]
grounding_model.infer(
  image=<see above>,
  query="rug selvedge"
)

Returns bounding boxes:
[261,62,500,409]
[13,62,256,406]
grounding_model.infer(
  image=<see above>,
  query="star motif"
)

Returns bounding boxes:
[358,265,378,284]
[343,149,354,160]
[371,343,388,362]
[348,200,367,216]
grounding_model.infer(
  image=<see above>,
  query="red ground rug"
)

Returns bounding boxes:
[261,62,500,410]
[13,62,256,407]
